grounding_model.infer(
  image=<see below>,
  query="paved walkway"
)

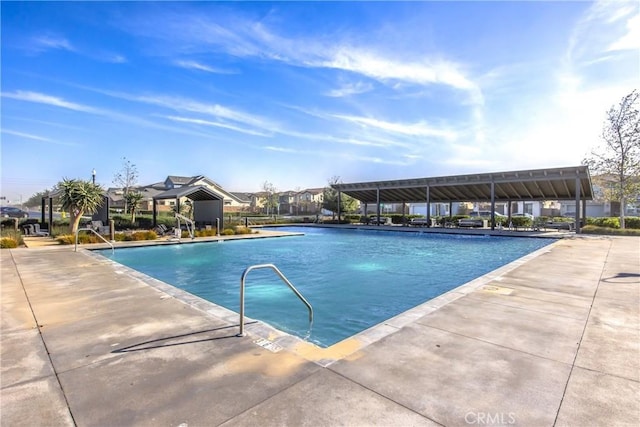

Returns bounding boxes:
[1,235,638,426]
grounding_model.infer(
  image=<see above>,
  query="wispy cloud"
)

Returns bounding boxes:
[1,90,98,112]
[2,129,52,141]
[96,90,280,132]
[567,0,639,64]
[313,48,483,105]
[126,10,483,103]
[165,115,271,137]
[263,146,298,153]
[260,145,413,166]
[326,81,373,97]
[608,12,640,51]
[31,34,75,53]
[173,59,235,74]
[26,33,127,64]
[331,114,457,140]
[1,129,80,146]
[1,90,224,140]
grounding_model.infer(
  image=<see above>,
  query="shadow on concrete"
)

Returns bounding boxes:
[112,322,257,353]
[602,272,640,283]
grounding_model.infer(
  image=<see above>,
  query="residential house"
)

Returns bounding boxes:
[183,175,250,212]
[296,188,324,214]
[247,192,269,214]
[278,191,297,215]
[106,174,251,215]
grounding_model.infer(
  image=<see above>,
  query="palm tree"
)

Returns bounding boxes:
[124,191,144,223]
[58,178,104,233]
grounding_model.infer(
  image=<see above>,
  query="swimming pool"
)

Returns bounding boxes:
[102,227,553,347]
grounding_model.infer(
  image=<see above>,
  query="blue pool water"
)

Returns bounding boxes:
[101,227,552,347]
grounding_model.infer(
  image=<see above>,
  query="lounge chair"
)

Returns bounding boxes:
[154,224,171,236]
[458,218,484,227]
[31,223,49,236]
[410,218,430,227]
[91,221,110,235]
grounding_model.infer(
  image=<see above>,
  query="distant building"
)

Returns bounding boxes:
[295,188,324,214]
[106,174,251,214]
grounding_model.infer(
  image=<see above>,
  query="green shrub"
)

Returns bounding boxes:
[234,226,252,235]
[130,231,157,241]
[56,233,101,244]
[585,216,639,230]
[582,225,640,236]
[195,229,218,237]
[0,237,18,248]
[56,234,75,245]
[589,217,620,229]
[508,217,532,227]
[221,228,235,235]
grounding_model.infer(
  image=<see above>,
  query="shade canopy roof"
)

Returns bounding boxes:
[153,186,223,201]
[332,166,593,204]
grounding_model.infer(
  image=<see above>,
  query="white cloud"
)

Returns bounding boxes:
[165,115,271,137]
[1,90,97,112]
[1,129,80,146]
[122,93,278,131]
[568,0,640,64]
[332,114,458,140]
[326,81,373,97]
[608,13,640,51]
[2,129,52,141]
[127,10,483,103]
[263,146,298,153]
[260,145,412,166]
[317,48,481,99]
[31,35,75,52]
[173,60,235,74]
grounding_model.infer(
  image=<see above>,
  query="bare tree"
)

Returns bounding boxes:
[261,181,278,215]
[113,157,139,215]
[585,90,640,228]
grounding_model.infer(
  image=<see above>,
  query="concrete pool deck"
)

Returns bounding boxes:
[1,233,639,426]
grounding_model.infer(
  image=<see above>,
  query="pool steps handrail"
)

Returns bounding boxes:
[175,213,195,240]
[238,263,313,337]
[75,227,114,255]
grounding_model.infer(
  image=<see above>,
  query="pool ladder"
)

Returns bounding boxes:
[238,263,313,337]
[75,227,114,255]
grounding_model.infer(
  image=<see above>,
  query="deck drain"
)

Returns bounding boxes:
[254,338,283,353]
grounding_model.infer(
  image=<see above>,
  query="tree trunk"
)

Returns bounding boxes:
[69,210,84,234]
[620,195,626,229]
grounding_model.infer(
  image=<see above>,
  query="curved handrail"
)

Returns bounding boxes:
[238,263,313,337]
[175,213,195,240]
[75,227,114,255]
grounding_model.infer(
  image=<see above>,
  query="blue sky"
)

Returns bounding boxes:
[1,1,638,203]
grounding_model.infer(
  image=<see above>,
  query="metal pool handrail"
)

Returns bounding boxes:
[75,227,114,255]
[238,263,313,337]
